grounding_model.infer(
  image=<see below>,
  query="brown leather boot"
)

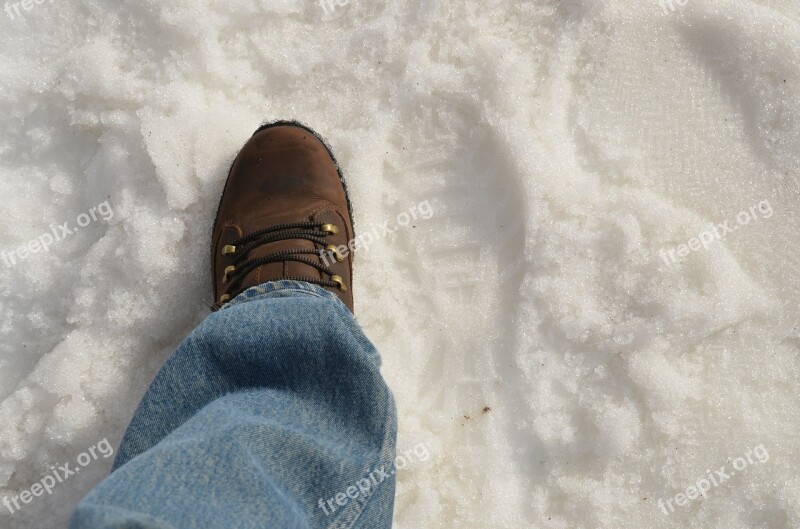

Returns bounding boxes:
[211,121,355,312]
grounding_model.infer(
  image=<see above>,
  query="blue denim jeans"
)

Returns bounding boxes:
[70,281,398,529]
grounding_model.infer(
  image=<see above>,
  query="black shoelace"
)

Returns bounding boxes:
[219,221,345,304]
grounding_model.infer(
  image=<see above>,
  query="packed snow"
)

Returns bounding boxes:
[1,0,799,527]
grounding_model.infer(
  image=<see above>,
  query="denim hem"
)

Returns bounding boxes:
[220,280,343,310]
[219,279,378,371]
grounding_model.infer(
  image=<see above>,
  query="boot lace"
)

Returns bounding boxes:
[218,221,345,304]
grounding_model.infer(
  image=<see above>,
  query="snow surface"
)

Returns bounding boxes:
[1,0,800,527]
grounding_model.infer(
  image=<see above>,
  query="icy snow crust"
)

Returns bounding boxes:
[1,0,799,527]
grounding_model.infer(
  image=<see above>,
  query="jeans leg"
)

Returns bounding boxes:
[70,280,398,529]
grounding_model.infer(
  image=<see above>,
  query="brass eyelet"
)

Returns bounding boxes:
[219,294,231,304]
[325,245,345,262]
[331,275,347,292]
[222,245,237,255]
[321,224,339,235]
[223,265,236,284]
